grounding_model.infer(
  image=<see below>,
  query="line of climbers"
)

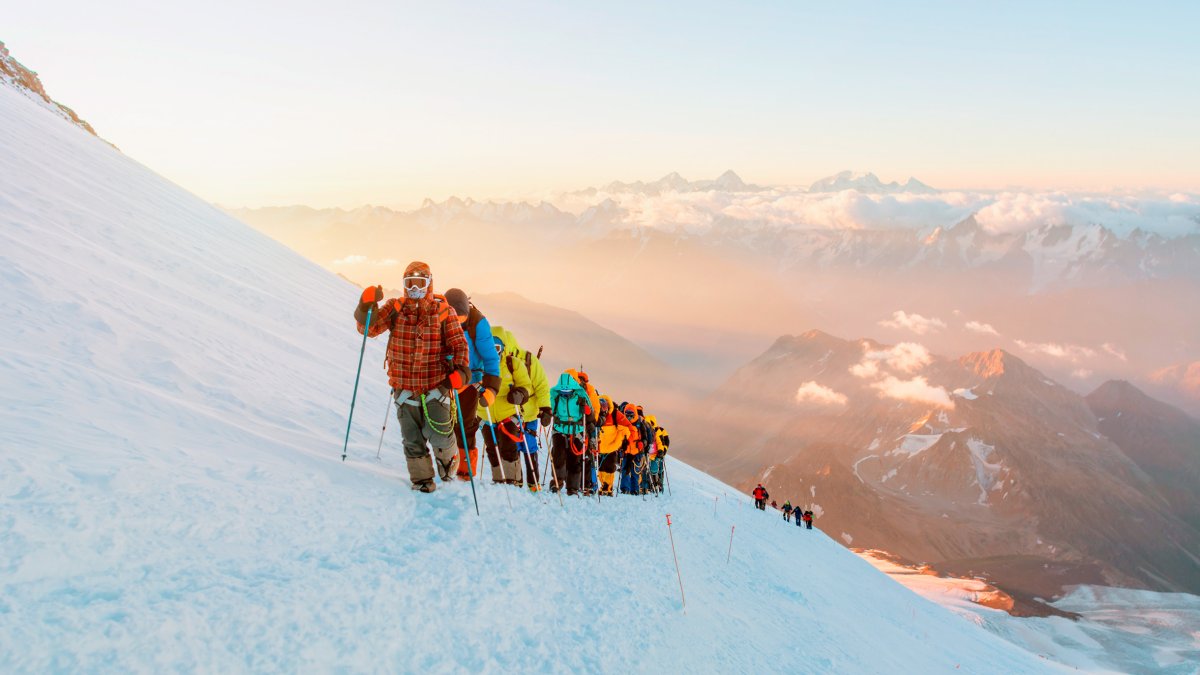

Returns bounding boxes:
[752,484,815,529]
[353,261,671,495]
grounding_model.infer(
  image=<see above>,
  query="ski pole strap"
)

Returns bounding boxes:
[497,418,522,442]
[568,435,585,456]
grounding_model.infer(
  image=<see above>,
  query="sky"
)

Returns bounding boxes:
[6,0,1200,208]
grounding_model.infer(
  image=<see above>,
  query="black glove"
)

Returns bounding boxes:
[538,407,552,427]
[507,386,530,406]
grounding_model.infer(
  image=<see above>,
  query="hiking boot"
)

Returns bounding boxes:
[528,484,541,493]
[411,480,436,493]
[436,455,459,482]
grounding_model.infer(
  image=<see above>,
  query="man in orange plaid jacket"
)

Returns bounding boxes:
[356,261,471,492]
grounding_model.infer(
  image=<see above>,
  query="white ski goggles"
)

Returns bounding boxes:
[403,275,431,290]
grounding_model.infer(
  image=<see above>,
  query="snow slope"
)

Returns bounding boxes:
[0,79,1058,672]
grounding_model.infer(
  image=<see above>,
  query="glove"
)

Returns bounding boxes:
[443,364,470,391]
[354,285,383,323]
[479,386,497,407]
[538,407,552,427]
[360,285,383,306]
[507,386,530,406]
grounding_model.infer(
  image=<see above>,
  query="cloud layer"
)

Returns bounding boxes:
[551,182,1200,237]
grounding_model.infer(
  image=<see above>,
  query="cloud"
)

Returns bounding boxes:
[850,360,880,379]
[332,255,401,267]
[795,381,849,408]
[879,311,946,335]
[965,321,999,336]
[1015,340,1097,363]
[1072,369,1094,379]
[1102,343,1127,362]
[872,375,955,409]
[852,342,933,379]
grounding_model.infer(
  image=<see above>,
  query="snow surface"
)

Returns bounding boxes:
[890,433,943,457]
[0,77,1062,673]
[965,439,1003,504]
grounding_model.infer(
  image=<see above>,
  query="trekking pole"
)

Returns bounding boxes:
[593,445,601,505]
[665,514,686,612]
[511,408,540,497]
[453,388,480,516]
[545,434,564,508]
[375,389,394,460]
[341,305,373,461]
[483,407,513,510]
[664,461,672,496]
[541,426,554,489]
[727,525,735,564]
[544,430,563,497]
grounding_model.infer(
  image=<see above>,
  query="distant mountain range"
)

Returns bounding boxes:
[807,170,936,194]
[231,172,1200,416]
[678,330,1200,598]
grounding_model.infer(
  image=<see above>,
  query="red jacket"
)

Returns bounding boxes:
[358,295,469,394]
[753,487,766,500]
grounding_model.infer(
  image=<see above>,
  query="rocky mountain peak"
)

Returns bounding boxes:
[958,349,1032,380]
[0,41,98,137]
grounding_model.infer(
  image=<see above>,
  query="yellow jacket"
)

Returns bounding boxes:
[645,415,669,457]
[518,348,551,422]
[478,325,533,422]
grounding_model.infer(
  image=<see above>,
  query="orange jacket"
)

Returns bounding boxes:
[597,395,634,454]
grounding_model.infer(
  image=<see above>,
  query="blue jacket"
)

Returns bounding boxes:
[463,306,501,387]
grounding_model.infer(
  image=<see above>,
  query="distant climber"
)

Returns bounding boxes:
[782,502,793,522]
[803,510,814,530]
[752,484,768,510]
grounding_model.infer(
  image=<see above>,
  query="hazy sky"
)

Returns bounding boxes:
[7,1,1199,207]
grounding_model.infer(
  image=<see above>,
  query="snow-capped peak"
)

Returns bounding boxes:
[808,171,937,194]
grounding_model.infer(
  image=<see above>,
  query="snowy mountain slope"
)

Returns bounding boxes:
[0,68,1062,672]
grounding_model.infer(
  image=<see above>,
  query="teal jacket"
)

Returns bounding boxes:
[549,371,593,435]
